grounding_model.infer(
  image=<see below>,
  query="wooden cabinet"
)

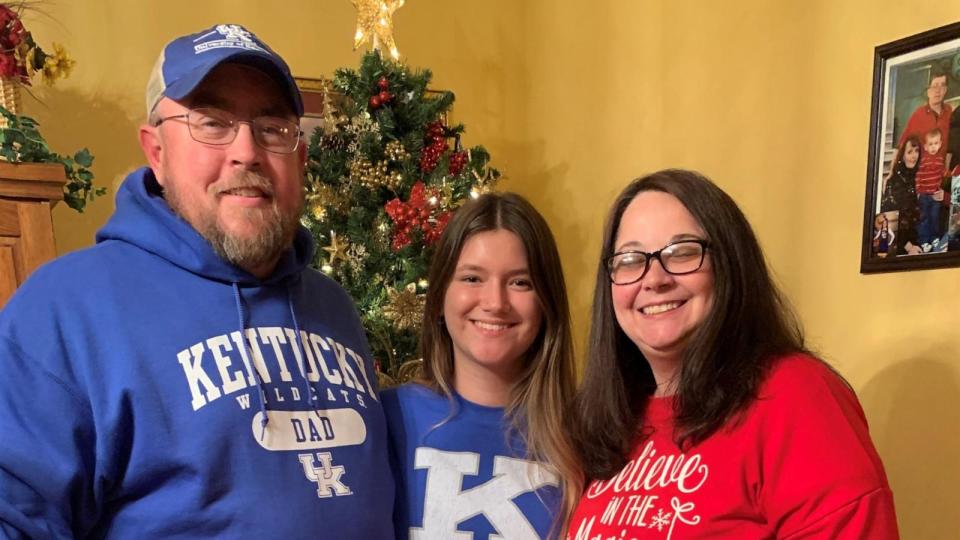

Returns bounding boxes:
[0,162,66,309]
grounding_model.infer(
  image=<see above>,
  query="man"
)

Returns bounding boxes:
[889,69,952,179]
[0,24,393,538]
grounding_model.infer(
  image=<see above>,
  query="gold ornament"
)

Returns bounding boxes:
[346,244,368,275]
[320,78,344,135]
[389,172,403,191]
[394,358,423,384]
[375,357,424,389]
[349,157,401,191]
[345,112,379,137]
[373,218,391,248]
[470,167,500,199]
[376,370,398,389]
[306,181,348,220]
[352,0,406,60]
[438,178,455,209]
[310,202,327,221]
[385,140,409,161]
[382,282,424,330]
[322,231,350,267]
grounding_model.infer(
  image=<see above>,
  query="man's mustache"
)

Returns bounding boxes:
[210,171,275,197]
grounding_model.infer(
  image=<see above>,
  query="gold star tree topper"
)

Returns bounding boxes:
[352,0,405,60]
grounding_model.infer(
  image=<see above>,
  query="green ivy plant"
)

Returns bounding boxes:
[0,106,104,212]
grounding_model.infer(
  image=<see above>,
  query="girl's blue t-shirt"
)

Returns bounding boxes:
[381,383,562,539]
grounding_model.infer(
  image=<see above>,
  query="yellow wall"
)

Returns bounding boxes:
[514,2,958,537]
[28,1,956,536]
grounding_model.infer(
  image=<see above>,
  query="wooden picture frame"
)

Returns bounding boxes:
[862,22,960,273]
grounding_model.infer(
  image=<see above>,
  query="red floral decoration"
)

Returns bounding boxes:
[384,181,452,251]
[0,3,72,86]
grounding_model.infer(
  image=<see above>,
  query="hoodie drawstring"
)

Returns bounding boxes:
[286,286,320,417]
[233,282,270,441]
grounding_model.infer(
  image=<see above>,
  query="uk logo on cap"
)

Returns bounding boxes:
[194,25,266,54]
[145,23,303,117]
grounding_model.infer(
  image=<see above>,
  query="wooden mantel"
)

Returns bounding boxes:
[0,162,67,309]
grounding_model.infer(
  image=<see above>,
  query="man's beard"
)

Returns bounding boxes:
[165,170,303,274]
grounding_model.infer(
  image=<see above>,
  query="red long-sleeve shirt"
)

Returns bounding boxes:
[916,152,945,194]
[569,354,899,539]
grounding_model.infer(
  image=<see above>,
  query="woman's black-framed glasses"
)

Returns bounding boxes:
[606,239,709,285]
[153,107,302,154]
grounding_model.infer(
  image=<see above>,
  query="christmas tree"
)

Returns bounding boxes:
[303,51,500,385]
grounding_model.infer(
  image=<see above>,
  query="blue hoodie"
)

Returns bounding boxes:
[0,168,394,539]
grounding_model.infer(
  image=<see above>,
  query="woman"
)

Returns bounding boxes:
[569,170,898,538]
[881,135,921,255]
[382,193,579,539]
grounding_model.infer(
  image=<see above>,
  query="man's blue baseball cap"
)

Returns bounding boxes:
[145,23,303,117]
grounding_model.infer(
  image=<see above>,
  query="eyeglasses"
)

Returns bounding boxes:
[153,107,302,154]
[605,239,709,285]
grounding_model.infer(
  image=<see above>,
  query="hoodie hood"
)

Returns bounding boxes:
[96,167,314,285]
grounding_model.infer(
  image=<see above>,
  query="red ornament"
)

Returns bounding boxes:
[378,90,393,104]
[420,153,439,174]
[426,121,445,138]
[378,76,389,90]
[369,95,382,109]
[384,181,443,251]
[449,151,468,175]
[419,120,452,174]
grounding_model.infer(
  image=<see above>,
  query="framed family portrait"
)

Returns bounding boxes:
[862,21,960,273]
